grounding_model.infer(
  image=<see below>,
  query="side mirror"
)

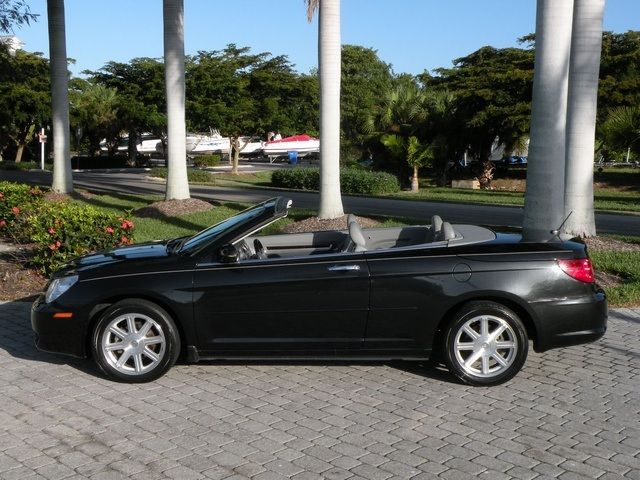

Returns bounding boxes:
[218,244,239,263]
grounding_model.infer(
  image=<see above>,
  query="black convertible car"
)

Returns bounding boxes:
[32,197,607,385]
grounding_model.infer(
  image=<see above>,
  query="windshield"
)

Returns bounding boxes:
[178,200,274,253]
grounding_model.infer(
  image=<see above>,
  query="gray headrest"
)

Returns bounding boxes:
[431,215,443,233]
[441,222,456,241]
[349,221,367,251]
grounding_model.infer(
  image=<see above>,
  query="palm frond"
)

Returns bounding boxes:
[306,0,319,22]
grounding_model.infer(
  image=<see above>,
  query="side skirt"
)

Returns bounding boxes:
[185,345,430,363]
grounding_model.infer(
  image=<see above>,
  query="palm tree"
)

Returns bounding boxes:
[372,79,431,190]
[522,0,574,241]
[563,0,605,238]
[163,0,190,200]
[603,106,640,157]
[47,0,73,193]
[307,0,344,219]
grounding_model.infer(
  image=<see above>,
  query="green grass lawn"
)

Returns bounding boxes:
[591,250,640,307]
[393,185,639,212]
[215,167,639,213]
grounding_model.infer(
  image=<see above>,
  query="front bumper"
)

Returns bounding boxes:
[531,290,608,352]
[31,294,87,358]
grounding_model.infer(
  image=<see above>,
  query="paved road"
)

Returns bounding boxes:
[2,170,640,236]
[1,301,639,479]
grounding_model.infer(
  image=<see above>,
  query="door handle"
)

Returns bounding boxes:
[328,264,360,272]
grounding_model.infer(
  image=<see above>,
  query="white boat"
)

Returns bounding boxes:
[238,136,265,156]
[138,135,163,155]
[261,134,320,156]
[190,129,231,155]
[99,134,162,155]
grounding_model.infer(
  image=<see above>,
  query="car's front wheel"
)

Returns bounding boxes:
[443,301,528,386]
[91,299,180,382]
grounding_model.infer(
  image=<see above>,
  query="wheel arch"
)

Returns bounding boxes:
[433,293,539,352]
[85,294,190,360]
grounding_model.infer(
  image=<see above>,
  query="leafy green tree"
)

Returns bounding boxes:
[341,45,392,156]
[186,45,256,134]
[70,81,118,156]
[598,32,640,116]
[0,0,38,33]
[597,31,640,157]
[433,45,534,187]
[0,45,50,162]
[88,58,166,162]
[187,45,317,138]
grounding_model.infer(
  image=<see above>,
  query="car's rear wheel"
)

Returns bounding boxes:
[91,299,180,382]
[443,301,528,386]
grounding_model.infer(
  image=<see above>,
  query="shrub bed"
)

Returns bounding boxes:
[272,167,400,195]
[26,202,135,273]
[0,181,135,273]
[149,167,215,183]
[192,154,221,168]
[0,181,45,234]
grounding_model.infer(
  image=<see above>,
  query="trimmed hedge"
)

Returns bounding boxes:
[272,167,400,195]
[192,154,221,167]
[149,167,215,183]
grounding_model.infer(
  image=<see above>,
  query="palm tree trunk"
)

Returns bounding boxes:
[163,0,190,200]
[522,0,574,241]
[47,0,73,193]
[317,0,344,219]
[563,0,605,237]
[411,166,419,192]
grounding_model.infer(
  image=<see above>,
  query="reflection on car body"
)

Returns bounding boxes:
[32,197,607,385]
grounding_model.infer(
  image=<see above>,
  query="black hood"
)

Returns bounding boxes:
[57,241,171,276]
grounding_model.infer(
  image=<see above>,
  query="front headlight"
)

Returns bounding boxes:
[45,275,79,304]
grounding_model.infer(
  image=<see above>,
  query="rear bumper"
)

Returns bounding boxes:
[531,291,607,352]
[31,295,87,358]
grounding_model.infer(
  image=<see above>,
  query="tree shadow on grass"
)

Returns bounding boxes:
[72,189,244,238]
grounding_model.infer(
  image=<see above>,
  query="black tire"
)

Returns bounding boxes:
[91,299,180,383]
[443,301,528,386]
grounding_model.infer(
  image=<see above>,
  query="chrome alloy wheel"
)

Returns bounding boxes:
[100,313,166,375]
[453,314,518,378]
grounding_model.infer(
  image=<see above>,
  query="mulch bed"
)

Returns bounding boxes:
[133,198,214,218]
[281,214,380,233]
[0,246,47,301]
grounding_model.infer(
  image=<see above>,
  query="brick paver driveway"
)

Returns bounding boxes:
[0,301,638,480]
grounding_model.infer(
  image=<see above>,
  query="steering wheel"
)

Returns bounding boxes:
[253,239,268,260]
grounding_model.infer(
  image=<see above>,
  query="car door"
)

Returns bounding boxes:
[192,251,370,356]
[363,245,458,355]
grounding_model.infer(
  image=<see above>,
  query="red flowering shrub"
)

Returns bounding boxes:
[0,181,45,237]
[26,202,135,273]
[0,181,135,273]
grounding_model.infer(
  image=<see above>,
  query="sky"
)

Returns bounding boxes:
[12,0,640,77]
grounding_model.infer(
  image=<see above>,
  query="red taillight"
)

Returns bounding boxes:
[558,258,594,283]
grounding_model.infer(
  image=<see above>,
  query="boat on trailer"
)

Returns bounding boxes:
[261,134,320,159]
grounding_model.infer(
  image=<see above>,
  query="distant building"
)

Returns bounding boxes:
[0,35,25,55]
